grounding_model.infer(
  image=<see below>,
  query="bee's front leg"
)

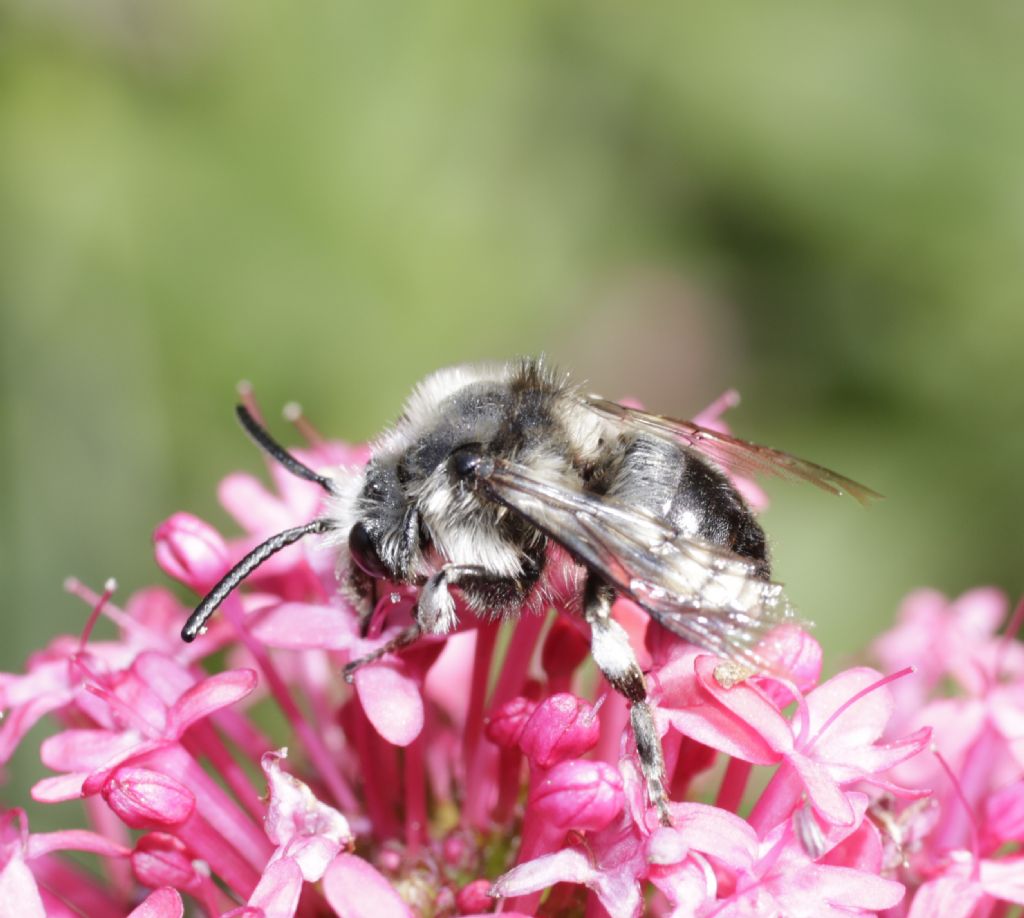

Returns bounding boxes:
[341,623,421,683]
[342,563,488,682]
[584,577,672,827]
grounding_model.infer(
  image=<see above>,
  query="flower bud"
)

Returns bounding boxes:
[153,512,230,594]
[518,693,600,768]
[528,759,624,832]
[132,833,199,890]
[441,831,472,870]
[377,846,402,872]
[485,696,537,750]
[103,767,195,829]
[456,878,493,914]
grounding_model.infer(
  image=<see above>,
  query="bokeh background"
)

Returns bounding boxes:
[2,2,1022,812]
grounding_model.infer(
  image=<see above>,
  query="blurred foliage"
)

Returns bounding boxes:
[2,0,1022,808]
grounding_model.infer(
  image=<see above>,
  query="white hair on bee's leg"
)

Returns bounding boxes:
[417,570,459,635]
[585,580,671,826]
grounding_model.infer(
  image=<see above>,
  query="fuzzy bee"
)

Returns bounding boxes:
[181,358,877,824]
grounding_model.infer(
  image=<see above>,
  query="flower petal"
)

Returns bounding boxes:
[261,750,352,881]
[354,665,424,747]
[979,855,1024,904]
[251,602,355,651]
[322,853,412,918]
[0,691,74,765]
[666,802,758,869]
[807,863,906,911]
[127,887,184,918]
[826,726,932,782]
[695,656,794,755]
[952,587,1008,638]
[789,752,856,826]
[248,857,303,916]
[31,773,89,803]
[26,829,131,860]
[662,707,780,765]
[0,855,45,918]
[908,875,981,918]
[40,729,143,772]
[218,473,294,534]
[167,669,258,734]
[491,848,595,898]
[804,667,891,755]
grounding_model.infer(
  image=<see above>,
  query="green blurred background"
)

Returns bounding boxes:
[2,0,1022,803]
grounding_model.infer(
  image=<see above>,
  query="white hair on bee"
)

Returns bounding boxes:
[413,475,524,582]
[320,466,366,553]
[401,363,511,429]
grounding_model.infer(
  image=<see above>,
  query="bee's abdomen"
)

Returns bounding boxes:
[676,453,769,578]
[605,434,770,579]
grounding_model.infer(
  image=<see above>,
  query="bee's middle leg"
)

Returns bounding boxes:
[584,576,671,826]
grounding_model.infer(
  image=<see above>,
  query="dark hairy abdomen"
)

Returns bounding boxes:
[602,434,770,579]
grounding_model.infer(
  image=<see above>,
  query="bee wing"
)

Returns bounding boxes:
[474,457,798,671]
[587,397,881,505]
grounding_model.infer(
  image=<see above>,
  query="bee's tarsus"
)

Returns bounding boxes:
[342,624,422,680]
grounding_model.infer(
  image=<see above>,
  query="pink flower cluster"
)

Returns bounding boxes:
[1,397,1022,917]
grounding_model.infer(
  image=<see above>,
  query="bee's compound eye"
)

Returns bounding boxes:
[348,522,389,579]
[449,444,483,483]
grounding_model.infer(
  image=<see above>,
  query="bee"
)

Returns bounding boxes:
[181,358,878,824]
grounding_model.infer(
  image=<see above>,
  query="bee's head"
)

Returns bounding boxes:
[346,458,420,583]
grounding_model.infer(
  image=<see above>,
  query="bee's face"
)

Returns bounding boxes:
[349,459,419,582]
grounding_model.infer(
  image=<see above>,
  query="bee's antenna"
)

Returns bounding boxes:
[181,518,337,642]
[235,404,335,494]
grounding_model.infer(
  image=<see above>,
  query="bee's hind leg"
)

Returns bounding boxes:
[584,577,672,827]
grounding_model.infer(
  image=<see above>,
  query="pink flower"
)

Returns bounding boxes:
[9,386,1023,917]
[493,810,650,918]
[131,833,228,914]
[153,513,230,595]
[908,854,1024,918]
[0,808,130,918]
[33,658,258,803]
[873,588,1022,724]
[658,655,930,830]
[711,795,905,917]
[529,759,625,832]
[260,749,354,881]
[102,766,196,828]
[493,797,760,918]
[517,692,602,768]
